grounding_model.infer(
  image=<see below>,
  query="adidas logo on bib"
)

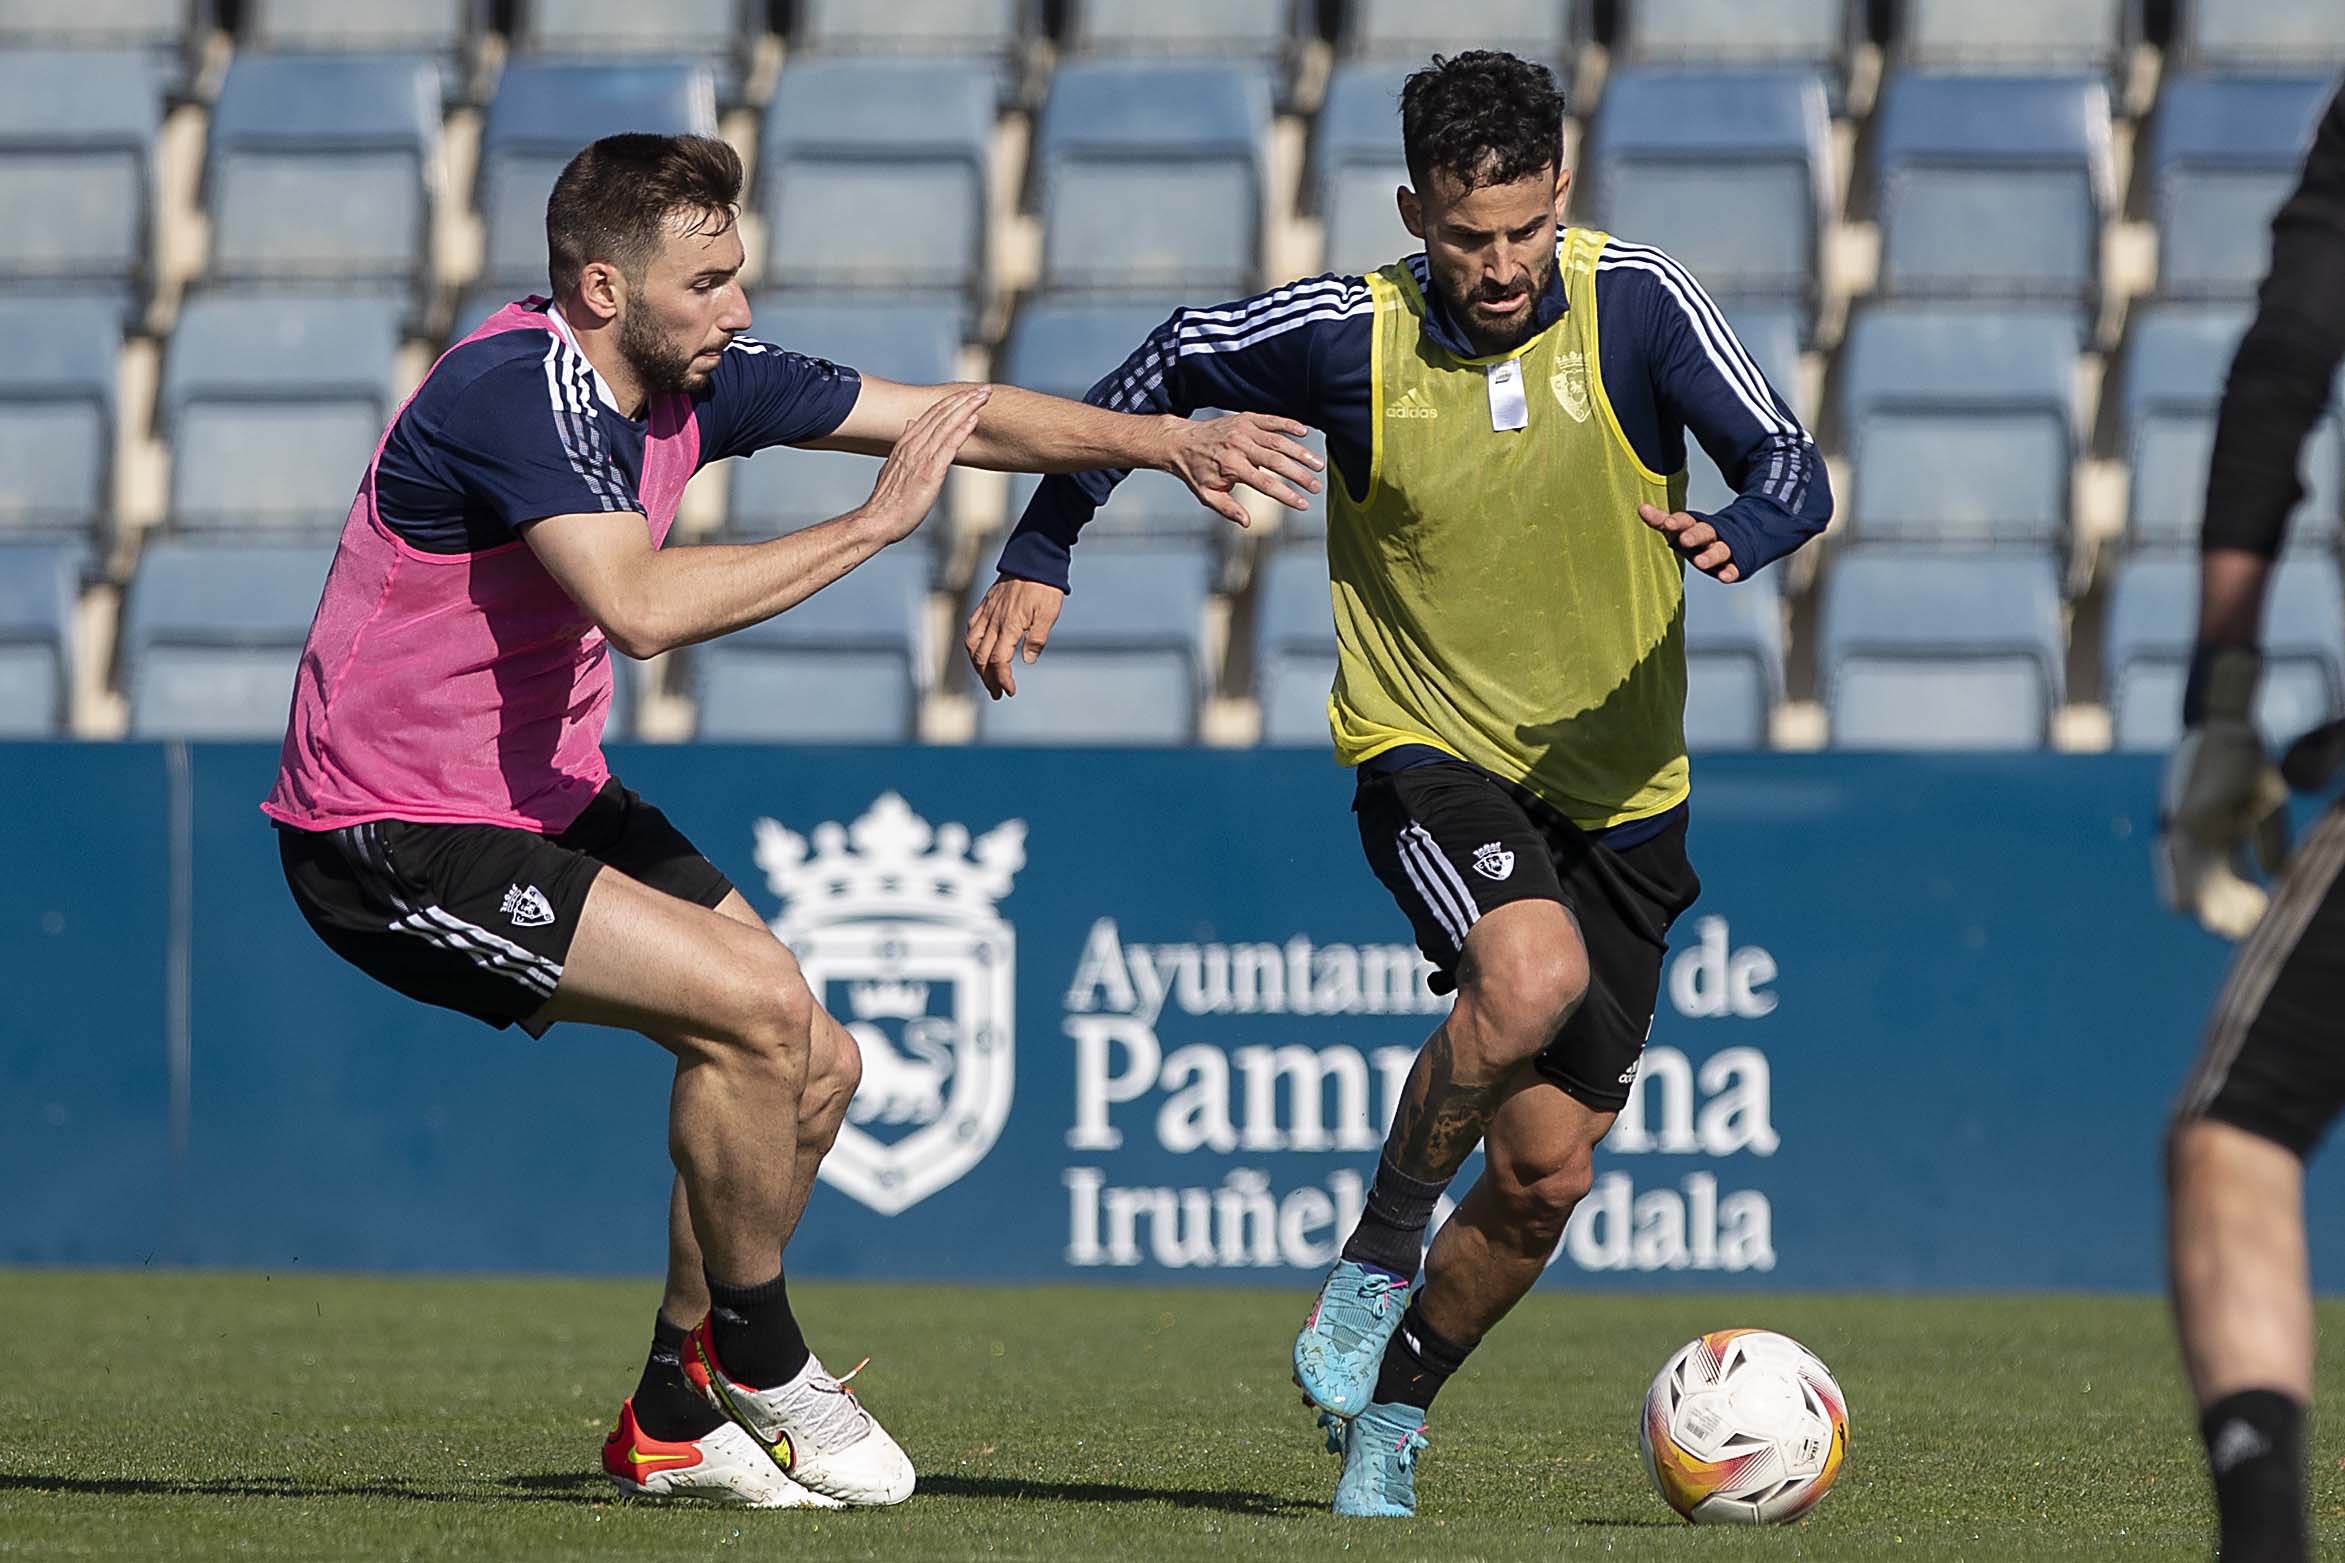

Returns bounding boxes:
[1384,385,1439,419]
[502,883,556,928]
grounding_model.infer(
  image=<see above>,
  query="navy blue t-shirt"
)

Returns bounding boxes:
[373,299,864,553]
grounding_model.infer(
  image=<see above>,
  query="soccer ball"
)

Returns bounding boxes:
[1638,1328,1849,1525]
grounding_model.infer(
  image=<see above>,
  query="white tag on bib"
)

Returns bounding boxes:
[1486,357,1528,432]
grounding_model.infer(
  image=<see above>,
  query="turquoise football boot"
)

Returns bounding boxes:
[1292,1260,1411,1418]
[1324,1402,1429,1518]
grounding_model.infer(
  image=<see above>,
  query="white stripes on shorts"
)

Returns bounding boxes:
[347,824,564,1000]
[1396,820,1482,953]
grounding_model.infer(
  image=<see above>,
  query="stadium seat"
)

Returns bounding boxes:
[759,62,992,303]
[971,542,1211,743]
[2106,553,2345,750]
[2117,304,2342,552]
[1871,73,2114,303]
[1819,550,2065,749]
[0,0,195,52]
[1066,0,1295,65]
[1339,0,1574,61]
[1313,63,1413,276]
[1032,63,1270,297]
[160,292,404,535]
[122,541,331,738]
[2149,74,2332,300]
[241,0,473,56]
[793,0,1027,79]
[2171,0,2345,75]
[724,297,962,536]
[1588,70,1833,329]
[1834,303,2082,550]
[0,51,159,289]
[476,61,718,288]
[1614,0,1848,79]
[204,54,440,286]
[1891,0,2128,75]
[997,296,1226,538]
[1252,541,1334,745]
[0,541,82,736]
[1683,566,1784,752]
[1682,301,1806,513]
[0,293,119,540]
[690,541,933,741]
[512,0,748,70]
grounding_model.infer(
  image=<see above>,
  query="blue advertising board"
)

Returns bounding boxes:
[2,742,2337,1289]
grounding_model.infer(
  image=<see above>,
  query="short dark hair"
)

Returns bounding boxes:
[545,132,743,294]
[1399,51,1567,195]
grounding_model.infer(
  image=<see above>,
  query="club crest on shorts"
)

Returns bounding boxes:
[500,883,555,928]
[755,793,1025,1216]
[1550,351,1591,423]
[1471,841,1516,881]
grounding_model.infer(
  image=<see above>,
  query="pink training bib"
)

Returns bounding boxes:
[263,301,701,834]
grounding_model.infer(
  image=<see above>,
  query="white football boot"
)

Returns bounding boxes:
[684,1321,917,1506]
[601,1398,844,1509]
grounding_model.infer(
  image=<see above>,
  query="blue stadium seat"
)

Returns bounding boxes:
[1615,0,1848,77]
[1892,0,2129,74]
[2172,0,2345,75]
[476,61,718,287]
[1313,64,1412,275]
[1835,303,2082,549]
[1872,73,2114,303]
[161,292,403,534]
[997,296,1225,538]
[1339,0,1574,61]
[0,541,81,736]
[122,541,331,738]
[2106,553,2345,750]
[1682,301,1805,513]
[1820,550,2065,748]
[972,543,1210,743]
[690,541,932,741]
[0,293,119,540]
[0,51,158,289]
[724,298,962,536]
[205,54,440,286]
[242,0,474,56]
[794,0,1027,78]
[1589,70,1833,328]
[2117,304,2341,552]
[0,0,195,52]
[1252,541,1333,745]
[759,62,992,303]
[2149,74,2332,299]
[1033,63,1270,297]
[1683,566,1784,751]
[1067,0,1295,65]
[512,0,748,69]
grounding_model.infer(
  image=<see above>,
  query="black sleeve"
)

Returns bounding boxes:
[2202,85,2345,557]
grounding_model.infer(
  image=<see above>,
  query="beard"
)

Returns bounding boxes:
[619,307,714,397]
[1438,257,1555,357]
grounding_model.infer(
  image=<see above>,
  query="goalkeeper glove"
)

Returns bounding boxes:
[2156,645,2289,940]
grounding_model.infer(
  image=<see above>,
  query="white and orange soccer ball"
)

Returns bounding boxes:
[1638,1328,1849,1525]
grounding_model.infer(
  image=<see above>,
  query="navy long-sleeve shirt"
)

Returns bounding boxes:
[997,238,1832,589]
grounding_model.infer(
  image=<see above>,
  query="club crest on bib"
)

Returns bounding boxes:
[1550,351,1591,423]
[755,794,1025,1215]
[1472,841,1516,881]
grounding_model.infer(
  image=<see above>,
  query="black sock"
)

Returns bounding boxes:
[631,1313,724,1441]
[1372,1301,1472,1411]
[2200,1389,2308,1563]
[706,1268,811,1391]
[1340,1155,1450,1278]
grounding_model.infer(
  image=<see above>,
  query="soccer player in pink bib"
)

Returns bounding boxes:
[262,132,1323,1509]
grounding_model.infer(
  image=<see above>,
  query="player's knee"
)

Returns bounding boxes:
[1497,1152,1597,1248]
[799,1015,863,1144]
[718,951,815,1071]
[1458,935,1588,1059]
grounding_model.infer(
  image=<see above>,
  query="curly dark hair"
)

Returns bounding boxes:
[1399,51,1567,194]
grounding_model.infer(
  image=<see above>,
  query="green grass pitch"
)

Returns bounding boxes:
[1,1270,2340,1560]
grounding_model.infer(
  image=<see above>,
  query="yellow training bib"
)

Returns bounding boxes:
[1325,227,1691,830]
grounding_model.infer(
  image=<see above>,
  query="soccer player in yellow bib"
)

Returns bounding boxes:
[967,52,1831,1517]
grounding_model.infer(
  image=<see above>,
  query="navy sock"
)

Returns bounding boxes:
[706,1268,811,1391]
[1340,1154,1449,1278]
[2200,1389,2307,1563]
[1372,1300,1473,1411]
[631,1313,723,1441]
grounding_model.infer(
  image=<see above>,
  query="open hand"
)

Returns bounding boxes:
[1639,502,1741,583]
[860,385,991,542]
[1161,413,1325,528]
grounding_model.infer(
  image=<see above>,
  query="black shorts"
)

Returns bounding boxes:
[2176,803,2345,1159]
[1354,758,1701,1114]
[278,779,736,1034]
